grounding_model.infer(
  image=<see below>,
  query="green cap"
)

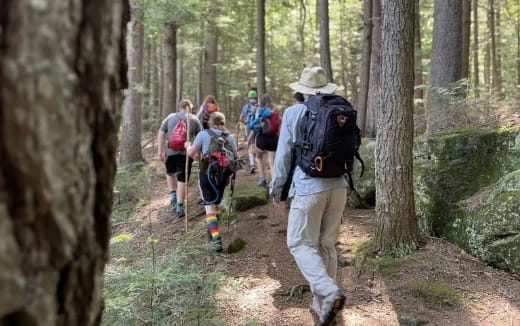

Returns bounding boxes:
[247,90,257,98]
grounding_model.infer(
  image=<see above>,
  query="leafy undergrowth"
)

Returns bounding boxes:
[104,230,225,325]
[104,162,226,325]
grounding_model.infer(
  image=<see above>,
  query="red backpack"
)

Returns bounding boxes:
[168,118,187,150]
[263,110,280,136]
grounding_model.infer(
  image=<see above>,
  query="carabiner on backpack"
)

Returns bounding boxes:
[314,156,323,172]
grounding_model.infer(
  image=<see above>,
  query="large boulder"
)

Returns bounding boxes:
[221,183,268,212]
[453,170,520,273]
[414,125,520,273]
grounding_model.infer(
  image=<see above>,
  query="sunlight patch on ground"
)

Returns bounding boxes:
[343,312,369,325]
[469,296,520,325]
[218,275,281,308]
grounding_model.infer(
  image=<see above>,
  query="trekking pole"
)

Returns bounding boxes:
[226,173,236,229]
[235,121,241,145]
[184,111,191,233]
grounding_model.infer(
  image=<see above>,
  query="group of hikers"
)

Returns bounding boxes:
[157,66,357,325]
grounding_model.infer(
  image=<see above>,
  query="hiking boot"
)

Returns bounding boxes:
[211,239,223,253]
[175,204,185,218]
[257,177,267,187]
[319,290,346,326]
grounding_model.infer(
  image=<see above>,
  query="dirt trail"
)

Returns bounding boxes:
[131,139,520,326]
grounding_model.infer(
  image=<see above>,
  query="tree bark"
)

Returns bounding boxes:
[0,0,128,324]
[202,10,218,100]
[414,0,424,100]
[375,0,421,255]
[517,0,520,92]
[461,0,471,80]
[177,49,183,103]
[495,0,503,94]
[151,40,161,121]
[428,0,462,132]
[366,0,382,138]
[473,0,480,96]
[120,3,144,164]
[318,0,334,83]
[357,0,373,136]
[144,36,151,118]
[484,40,491,90]
[517,0,520,91]
[162,23,177,116]
[489,0,498,92]
[298,0,307,59]
[256,0,266,96]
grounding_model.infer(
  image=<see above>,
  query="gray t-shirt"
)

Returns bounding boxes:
[160,112,202,156]
[192,128,237,156]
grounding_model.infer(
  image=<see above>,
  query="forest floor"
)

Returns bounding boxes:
[109,135,520,326]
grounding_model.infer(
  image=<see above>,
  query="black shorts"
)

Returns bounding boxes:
[198,168,232,205]
[255,134,278,152]
[165,154,193,182]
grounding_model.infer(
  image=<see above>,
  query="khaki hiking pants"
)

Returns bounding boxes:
[286,187,347,313]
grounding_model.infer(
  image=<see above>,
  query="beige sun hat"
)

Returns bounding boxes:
[289,66,337,94]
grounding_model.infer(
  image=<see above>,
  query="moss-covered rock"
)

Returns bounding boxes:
[413,125,520,273]
[227,237,247,254]
[221,183,268,212]
[348,138,376,208]
[414,125,520,233]
[450,171,520,274]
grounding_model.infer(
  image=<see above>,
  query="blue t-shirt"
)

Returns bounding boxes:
[241,101,258,126]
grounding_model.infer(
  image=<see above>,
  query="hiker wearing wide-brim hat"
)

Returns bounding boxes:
[288,66,338,95]
[270,66,347,325]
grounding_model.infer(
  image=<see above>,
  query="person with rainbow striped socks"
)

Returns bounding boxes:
[186,111,237,252]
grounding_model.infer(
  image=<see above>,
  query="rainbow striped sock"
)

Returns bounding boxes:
[206,214,220,240]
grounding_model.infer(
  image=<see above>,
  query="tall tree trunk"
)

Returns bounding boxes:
[484,41,491,90]
[473,0,480,96]
[298,0,307,59]
[256,0,266,96]
[158,40,164,118]
[348,49,359,103]
[366,0,382,138]
[318,0,334,82]
[375,0,420,255]
[340,7,352,101]
[357,0,373,136]
[461,0,471,81]
[495,0,503,94]
[517,0,520,91]
[0,0,128,323]
[152,40,160,120]
[120,4,144,164]
[414,0,424,100]
[203,12,218,100]
[177,50,183,103]
[143,36,151,119]
[489,0,498,92]
[428,0,463,133]
[162,23,177,115]
[197,19,205,106]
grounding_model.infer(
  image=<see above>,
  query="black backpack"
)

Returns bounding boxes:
[295,93,363,179]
